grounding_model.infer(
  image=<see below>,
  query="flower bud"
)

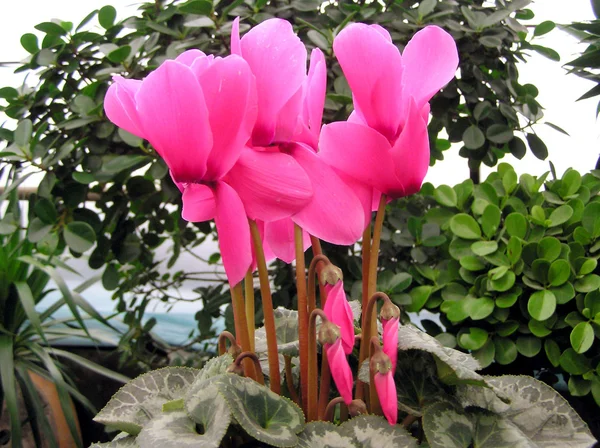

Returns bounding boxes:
[228,343,242,360]
[380,302,400,322]
[319,263,343,286]
[370,350,392,375]
[226,362,244,376]
[348,399,367,416]
[318,321,341,346]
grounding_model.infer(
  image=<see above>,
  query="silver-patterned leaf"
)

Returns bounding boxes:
[215,373,305,447]
[184,381,231,445]
[89,434,139,447]
[196,354,233,382]
[341,415,418,448]
[297,421,359,447]
[456,375,597,447]
[136,410,224,448]
[422,402,474,448]
[94,367,199,435]
[255,307,301,356]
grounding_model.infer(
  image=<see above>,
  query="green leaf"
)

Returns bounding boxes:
[486,124,514,144]
[342,415,417,447]
[537,236,561,262]
[34,197,57,224]
[489,271,516,292]
[509,137,527,159]
[418,0,437,17]
[494,337,518,365]
[534,20,555,36]
[526,133,548,159]
[530,44,560,61]
[107,46,131,63]
[94,367,200,435]
[0,336,21,448]
[15,119,33,148]
[548,259,570,286]
[516,336,541,357]
[98,5,117,29]
[450,214,482,240]
[184,381,231,446]
[574,274,600,293]
[545,339,561,367]
[50,348,130,384]
[569,376,592,397]
[178,0,213,14]
[528,290,556,321]
[548,205,573,227]
[559,348,592,375]
[473,340,495,368]
[504,212,527,239]
[297,421,359,448]
[466,297,495,320]
[102,263,119,291]
[528,319,552,337]
[422,402,473,448]
[458,328,489,351]
[215,374,304,446]
[570,322,594,354]
[102,155,150,174]
[20,33,39,54]
[506,236,522,265]
[433,185,457,207]
[35,21,67,35]
[405,286,432,313]
[463,125,485,149]
[471,241,498,256]
[481,204,501,238]
[592,376,600,407]
[559,169,581,198]
[582,202,600,237]
[460,256,486,271]
[307,30,329,50]
[28,217,52,243]
[64,221,96,253]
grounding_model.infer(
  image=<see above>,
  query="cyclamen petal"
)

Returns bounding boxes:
[104,76,144,138]
[323,282,355,355]
[325,339,353,405]
[264,219,311,264]
[382,317,399,372]
[181,184,216,222]
[374,371,397,425]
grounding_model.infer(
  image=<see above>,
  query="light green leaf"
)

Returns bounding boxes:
[528,290,556,321]
[64,221,96,253]
[297,421,358,447]
[341,415,417,447]
[450,214,482,240]
[99,5,117,29]
[471,241,498,256]
[434,185,458,207]
[570,322,594,354]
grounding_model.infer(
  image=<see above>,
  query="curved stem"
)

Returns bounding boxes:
[310,236,328,308]
[284,355,300,406]
[295,224,309,412]
[307,254,330,315]
[218,331,237,356]
[307,308,329,422]
[244,271,255,351]
[230,283,257,382]
[402,414,419,429]
[369,336,383,416]
[234,352,265,385]
[249,220,281,393]
[324,397,345,422]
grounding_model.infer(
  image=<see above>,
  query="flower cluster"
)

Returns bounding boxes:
[105,17,458,426]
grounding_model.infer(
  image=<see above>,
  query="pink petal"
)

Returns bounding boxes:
[325,339,354,404]
[273,87,303,144]
[319,122,402,197]
[223,148,313,222]
[374,372,397,425]
[333,23,403,141]
[370,24,392,42]
[181,184,216,222]
[401,25,458,109]
[382,317,399,372]
[288,144,365,245]
[175,49,207,66]
[231,17,242,56]
[323,283,355,355]
[241,19,307,146]
[264,218,311,264]
[390,99,430,196]
[214,181,252,286]
[303,48,326,148]
[104,76,144,138]
[197,55,257,180]
[136,60,213,183]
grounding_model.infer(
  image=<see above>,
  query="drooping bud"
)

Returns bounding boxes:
[379,301,400,322]
[228,343,243,360]
[226,362,244,376]
[370,350,392,375]
[318,321,341,346]
[348,399,368,416]
[319,263,343,286]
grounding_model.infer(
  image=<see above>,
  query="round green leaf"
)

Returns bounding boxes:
[548,259,570,286]
[509,137,527,159]
[527,290,556,321]
[458,328,489,351]
[504,212,527,239]
[178,0,213,14]
[108,46,132,63]
[559,348,592,375]
[481,204,501,238]
[433,185,458,207]
[537,237,561,262]
[20,33,39,54]
[526,133,548,160]
[577,258,597,276]
[506,236,522,265]
[489,270,516,292]
[548,205,573,227]
[102,264,119,291]
[99,5,117,29]
[473,340,495,368]
[494,337,518,365]
[450,213,482,240]
[471,241,498,256]
[570,322,594,354]
[64,221,96,253]
[516,336,542,358]
[544,339,561,367]
[528,319,552,337]
[568,376,592,397]
[534,20,555,36]
[574,274,600,293]
[459,255,486,271]
[466,297,495,320]
[463,125,485,149]
[496,290,520,308]
[486,124,514,144]
[583,202,600,237]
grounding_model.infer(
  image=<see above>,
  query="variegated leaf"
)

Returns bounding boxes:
[297,421,359,447]
[341,415,418,448]
[422,402,475,448]
[196,353,233,383]
[94,367,199,435]
[136,409,225,448]
[89,433,138,447]
[456,375,597,447]
[185,379,231,444]
[255,307,301,356]
[215,373,305,447]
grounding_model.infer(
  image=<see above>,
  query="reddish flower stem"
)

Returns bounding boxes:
[230,282,257,382]
[310,236,328,307]
[218,331,237,355]
[295,224,309,412]
[244,270,255,351]
[234,351,265,385]
[249,220,281,393]
[356,225,371,401]
[307,254,330,314]
[284,355,300,406]
[324,397,345,422]
[307,308,329,421]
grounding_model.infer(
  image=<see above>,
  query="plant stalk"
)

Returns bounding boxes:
[324,397,345,422]
[249,220,281,393]
[307,308,328,421]
[295,224,309,412]
[234,352,265,385]
[244,270,255,351]
[230,283,257,381]
[284,355,300,406]
[356,225,371,401]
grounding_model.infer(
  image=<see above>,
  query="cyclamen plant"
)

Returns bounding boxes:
[93,18,597,448]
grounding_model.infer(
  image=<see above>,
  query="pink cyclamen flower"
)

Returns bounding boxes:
[325,338,354,404]
[104,50,313,285]
[323,282,355,355]
[231,18,367,254]
[320,24,459,200]
[382,317,399,372]
[374,371,397,425]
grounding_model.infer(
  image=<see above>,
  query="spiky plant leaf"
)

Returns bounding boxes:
[341,415,418,448]
[196,354,233,382]
[89,433,138,447]
[214,373,305,447]
[94,367,199,435]
[456,375,597,447]
[297,421,359,447]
